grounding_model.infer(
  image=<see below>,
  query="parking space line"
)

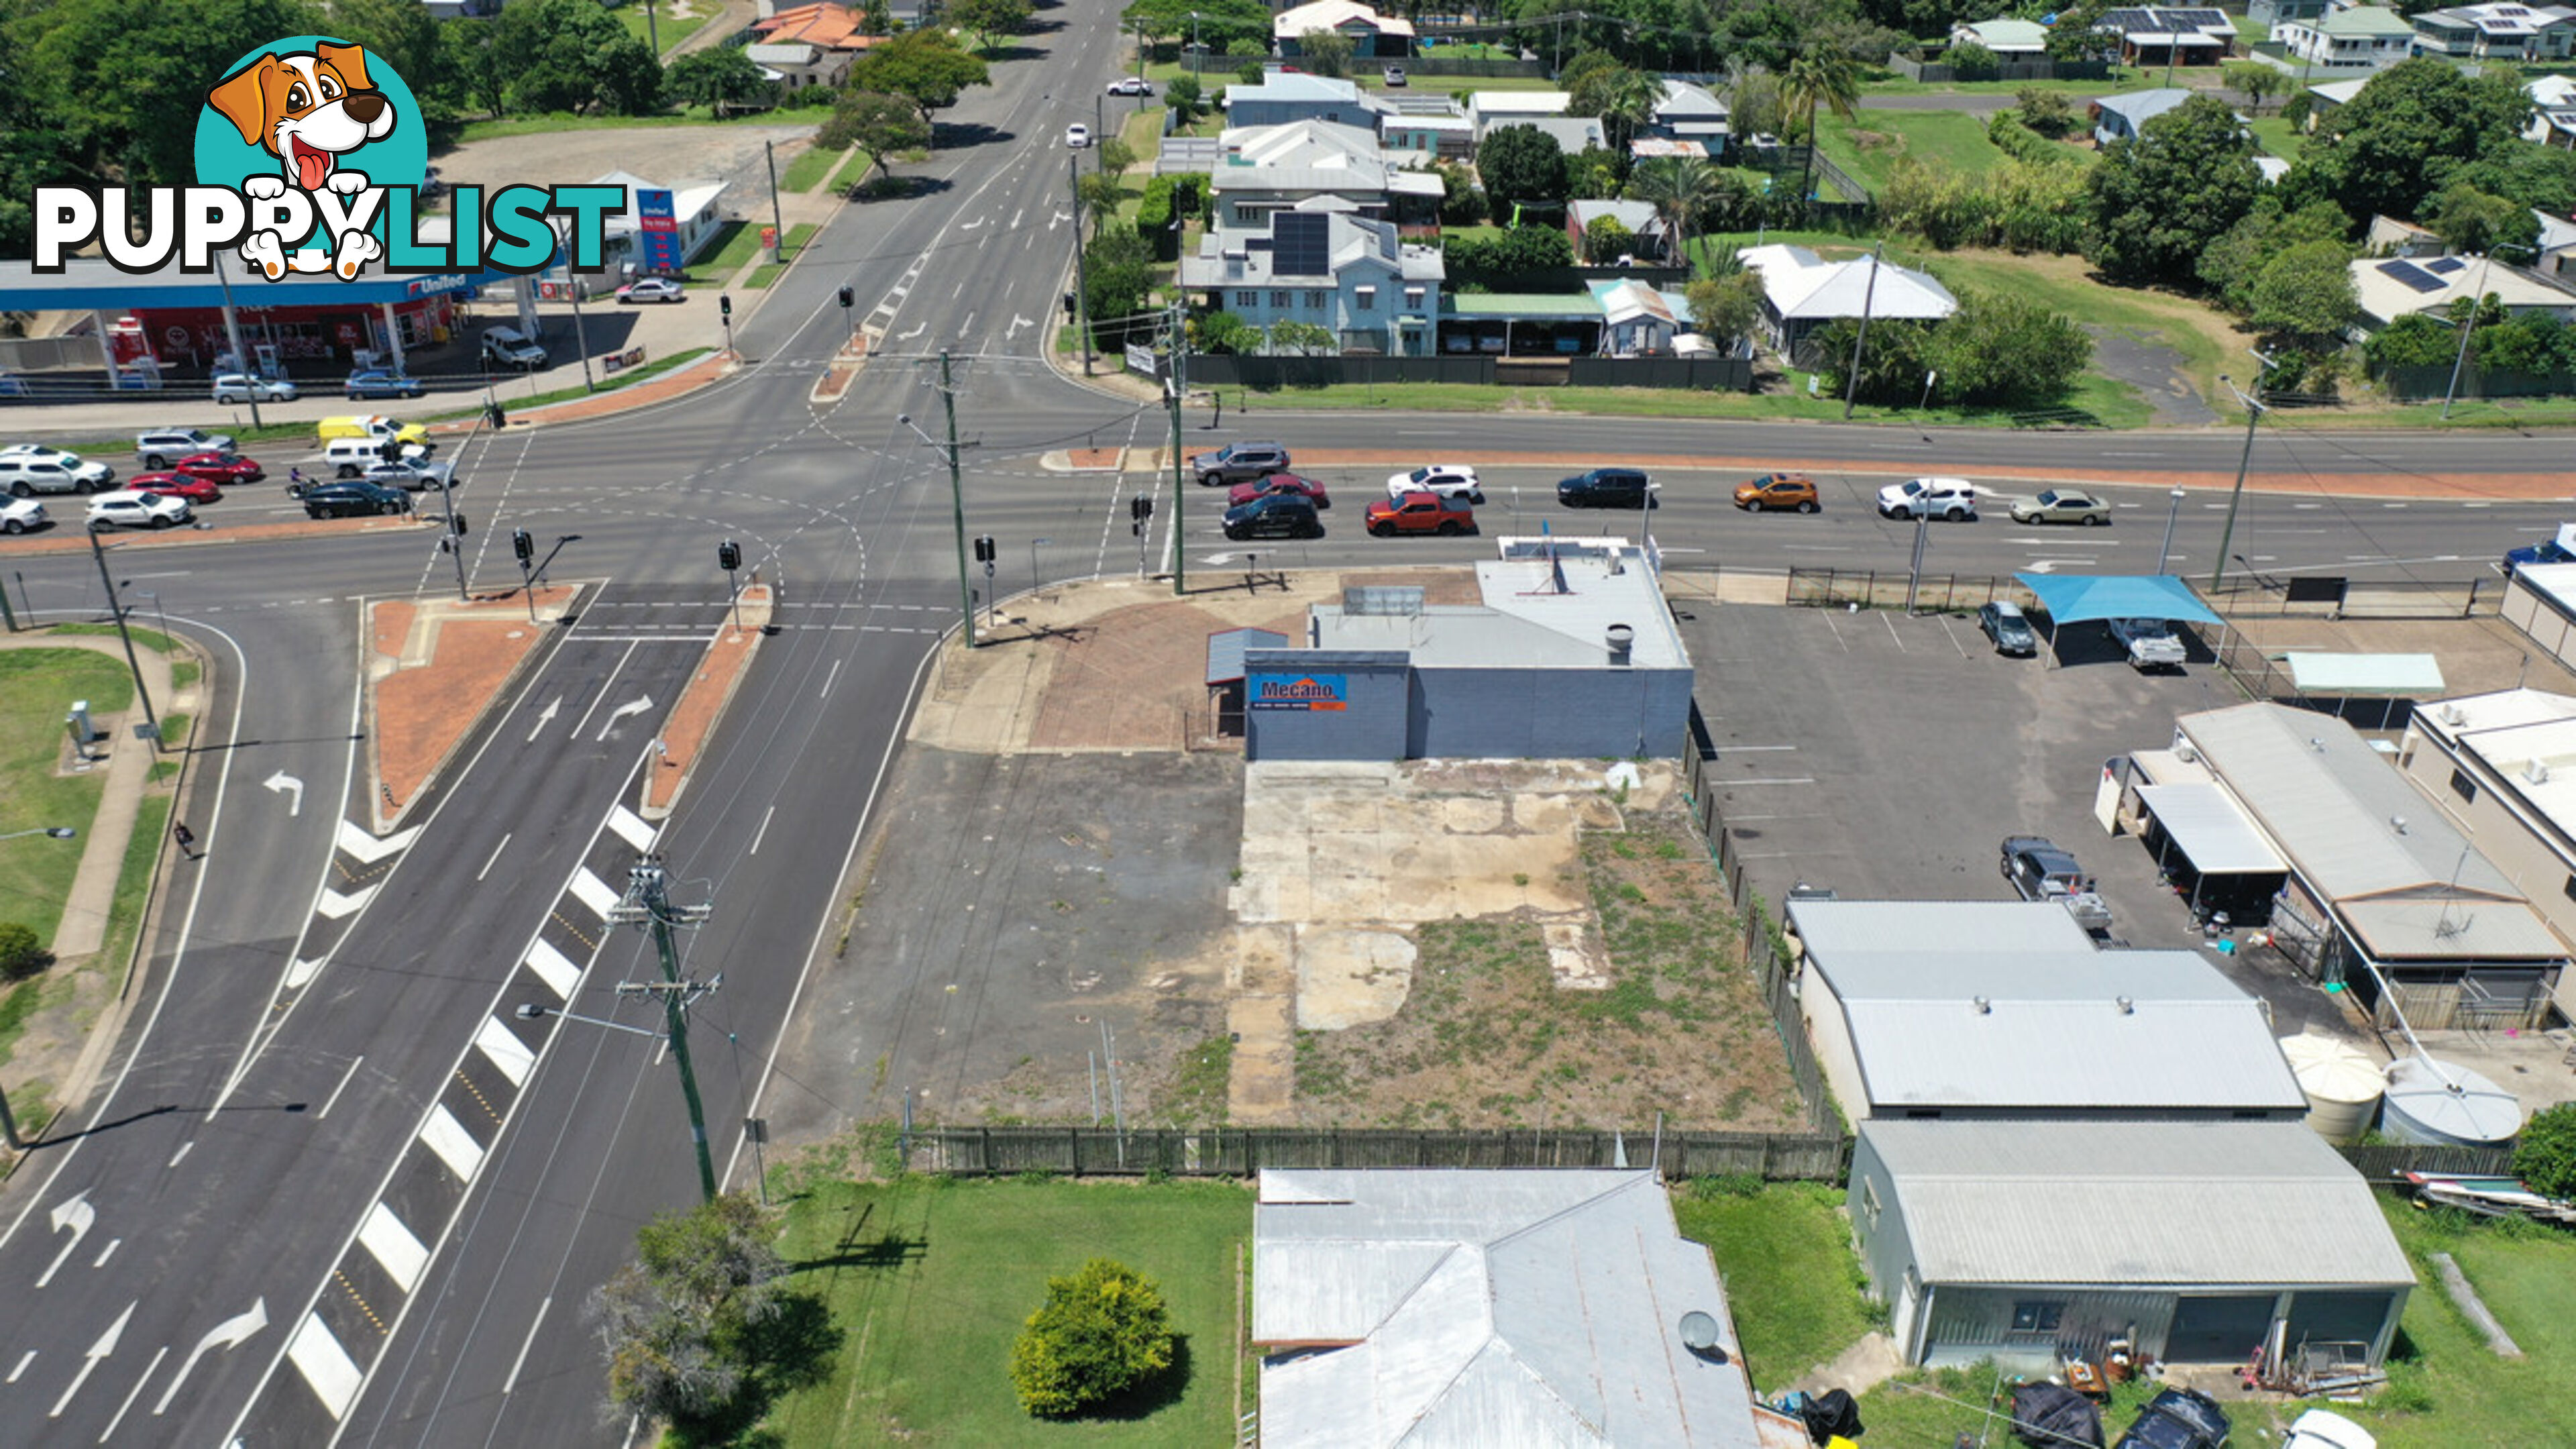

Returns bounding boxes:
[1878,613,1904,650]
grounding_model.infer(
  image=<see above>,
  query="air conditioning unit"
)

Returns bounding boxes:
[2528,759,2551,785]
[2440,703,2467,725]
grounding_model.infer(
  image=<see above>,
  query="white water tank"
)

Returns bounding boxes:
[2279,1034,2384,1143]
[2381,1057,2525,1148]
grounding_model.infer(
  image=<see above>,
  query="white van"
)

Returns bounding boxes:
[325,437,424,476]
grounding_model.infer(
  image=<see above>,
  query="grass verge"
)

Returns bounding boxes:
[742,222,822,289]
[453,111,747,144]
[612,1,708,52]
[0,649,131,948]
[96,794,170,996]
[1218,374,2151,428]
[760,1175,1250,1446]
[502,347,715,412]
[780,144,840,193]
[1674,1179,1876,1390]
[47,622,180,654]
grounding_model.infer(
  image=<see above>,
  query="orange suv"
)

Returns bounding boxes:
[1366,490,1475,537]
[1735,472,1819,513]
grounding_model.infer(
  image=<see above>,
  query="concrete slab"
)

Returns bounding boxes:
[1295,927,1418,1028]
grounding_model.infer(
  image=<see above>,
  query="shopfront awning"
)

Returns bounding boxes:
[2139,783,2284,874]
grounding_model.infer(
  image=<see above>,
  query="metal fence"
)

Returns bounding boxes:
[2333,1142,2516,1183]
[2205,575,2498,622]
[2375,362,2576,402]
[1564,356,1755,390]
[1187,354,1496,387]
[1757,146,1874,214]
[1786,566,2034,613]
[1403,54,1549,78]
[902,1124,1849,1180]
[1884,55,2112,83]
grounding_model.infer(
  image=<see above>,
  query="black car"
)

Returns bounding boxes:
[2114,1388,2229,1449]
[299,480,414,519]
[1222,492,1322,540]
[1978,600,2037,656]
[1557,467,1655,508]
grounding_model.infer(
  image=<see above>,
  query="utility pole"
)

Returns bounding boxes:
[1168,295,1187,596]
[2443,244,2530,420]
[898,357,980,648]
[567,272,596,392]
[765,140,787,264]
[85,525,162,751]
[1069,155,1093,374]
[212,252,263,431]
[604,857,719,1203]
[1841,240,1884,421]
[434,459,469,602]
[2210,376,2265,596]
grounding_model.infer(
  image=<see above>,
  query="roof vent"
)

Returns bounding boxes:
[2311,737,2328,753]
[1973,996,1991,1015]
[2440,703,2467,725]
[2529,759,2552,785]
[1606,623,1635,667]
[2391,816,2410,835]
[2116,996,2135,1014]
[1677,1311,1730,1364]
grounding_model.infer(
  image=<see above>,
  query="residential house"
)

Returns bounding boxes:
[1511,116,1608,157]
[2397,689,2576,1020]
[2249,0,2332,25]
[1464,91,1574,142]
[1783,899,2310,1124]
[2089,87,2197,146]
[745,42,850,93]
[2349,252,2576,333]
[1735,243,1958,358]
[1849,1120,2415,1369]
[751,2,883,56]
[1566,199,1666,260]
[1378,93,1475,162]
[1208,120,1444,233]
[1181,206,1443,358]
[2364,215,2445,258]
[2410,1,2576,59]
[1589,277,1699,354]
[1951,17,2051,56]
[1650,78,1732,156]
[1273,0,1416,58]
[1224,70,1391,130]
[2539,207,2576,274]
[2529,74,2576,148]
[2271,5,2417,68]
[2094,7,2239,66]
[2302,74,2372,130]
[1252,1169,1775,1447]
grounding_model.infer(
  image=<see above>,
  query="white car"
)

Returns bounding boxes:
[1386,464,1483,502]
[616,277,686,305]
[1065,123,1092,148]
[1106,76,1152,96]
[1876,476,1978,521]
[2282,1410,2375,1449]
[213,373,299,404]
[85,490,191,530]
[0,452,114,496]
[0,496,46,534]
[2108,616,2188,669]
[0,443,77,463]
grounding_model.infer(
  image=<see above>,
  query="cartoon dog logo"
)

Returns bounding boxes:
[206,41,395,280]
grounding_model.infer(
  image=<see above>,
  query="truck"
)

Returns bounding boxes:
[2107,616,2187,670]
[317,415,432,452]
[2001,836,2115,934]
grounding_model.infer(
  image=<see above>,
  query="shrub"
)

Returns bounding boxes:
[1583,214,1635,262]
[2017,87,2078,139]
[1008,1258,1177,1417]
[2516,1102,2576,1199]
[0,922,48,982]
[1945,41,1999,81]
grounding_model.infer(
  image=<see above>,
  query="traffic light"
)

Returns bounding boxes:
[1062,291,1077,320]
[513,528,533,564]
[718,539,743,572]
[719,293,733,319]
[1129,496,1153,521]
[448,511,470,537]
[837,285,854,311]
[485,400,506,429]
[973,535,996,564]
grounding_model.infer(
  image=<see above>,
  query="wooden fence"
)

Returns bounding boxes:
[902,1124,1850,1181]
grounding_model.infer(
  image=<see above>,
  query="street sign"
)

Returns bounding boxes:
[1124,343,1158,377]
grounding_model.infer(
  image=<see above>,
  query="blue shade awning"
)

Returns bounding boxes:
[2015,573,2222,627]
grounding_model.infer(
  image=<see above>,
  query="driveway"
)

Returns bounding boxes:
[2088,325,2221,427]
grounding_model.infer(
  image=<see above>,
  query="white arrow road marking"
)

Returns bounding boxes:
[606,805,656,853]
[358,1203,430,1292]
[262,771,304,816]
[960,216,984,229]
[1051,209,1073,229]
[38,1191,93,1287]
[154,1298,268,1415]
[956,311,976,339]
[569,868,621,919]
[49,1301,133,1417]
[335,818,421,865]
[285,1313,362,1419]
[1007,315,1033,339]
[898,323,926,341]
[525,694,560,743]
[316,883,379,920]
[596,695,653,741]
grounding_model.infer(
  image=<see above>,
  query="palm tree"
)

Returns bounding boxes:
[1599,67,1667,158]
[1783,46,1862,210]
[1627,156,1720,269]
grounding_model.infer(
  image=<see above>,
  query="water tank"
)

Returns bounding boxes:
[2380,1057,2525,1148]
[2277,1034,2384,1143]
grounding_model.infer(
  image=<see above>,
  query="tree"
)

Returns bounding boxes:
[1583,214,1635,263]
[1923,288,2092,406]
[1566,146,1625,200]
[1432,160,1489,225]
[1192,310,1258,354]
[1099,138,1138,176]
[1077,172,1126,234]
[1165,73,1203,121]
[1268,319,1338,355]
[490,0,662,114]
[851,27,993,124]
[1626,156,1723,267]
[1727,66,1788,144]
[2196,198,2353,313]
[331,0,447,117]
[1784,46,1862,205]
[2247,239,2359,350]
[2044,0,2119,60]
[2224,60,2289,117]
[1010,1259,1177,1417]
[1597,66,1668,157]
[1684,271,1766,348]
[2516,1102,2576,1200]
[1559,48,1626,115]
[2474,312,2576,374]
[2362,311,2460,370]
[13,0,327,189]
[1476,125,1568,209]
[1120,0,1269,55]
[1295,30,1353,78]
[2085,95,2263,287]
[949,0,1034,52]
[2451,144,2576,216]
[439,17,510,119]
[2017,87,2078,139]
[817,90,931,191]
[859,0,895,35]
[1081,227,1155,349]
[594,1194,814,1438]
[1946,41,1998,82]
[665,48,773,114]
[2421,181,2542,258]
[2282,58,2532,228]
[0,922,50,983]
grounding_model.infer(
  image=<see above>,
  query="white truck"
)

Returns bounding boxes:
[2107,616,2187,670]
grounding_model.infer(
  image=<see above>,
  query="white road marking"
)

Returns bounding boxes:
[566,641,641,739]
[417,1104,486,1183]
[153,1298,267,1416]
[596,695,654,742]
[820,659,842,698]
[569,868,621,919]
[99,1342,164,1440]
[39,1192,93,1288]
[606,805,656,853]
[49,1301,131,1418]
[262,771,304,815]
[335,818,420,865]
[525,940,580,999]
[475,833,512,882]
[92,1237,119,1267]
[7,1350,30,1383]
[474,1015,536,1087]
[168,1141,193,1168]
[749,805,776,857]
[502,1297,551,1395]
[358,1202,431,1291]
[316,884,378,920]
[319,1055,364,1119]
[285,1313,363,1419]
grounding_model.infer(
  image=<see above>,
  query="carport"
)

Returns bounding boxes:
[2136,781,2286,927]
[2280,653,2445,731]
[2015,573,2222,667]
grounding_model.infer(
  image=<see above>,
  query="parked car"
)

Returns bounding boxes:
[616,277,686,305]
[479,326,549,370]
[2000,835,2114,934]
[1227,473,1329,510]
[1385,464,1483,502]
[0,496,46,534]
[2114,1387,2230,1449]
[125,470,224,503]
[134,428,235,468]
[1557,467,1655,508]
[1382,64,1408,85]
[2108,616,2188,670]
[85,489,191,530]
[0,451,114,496]
[2280,1409,2373,1449]
[1106,76,1153,95]
[2009,487,2112,526]
[174,451,262,484]
[1366,490,1475,537]
[1735,472,1818,513]
[1878,476,1978,520]
[297,480,414,519]
[343,368,425,399]
[1977,600,2037,656]
[1191,440,1291,486]
[2505,522,2576,575]
[1221,492,1322,541]
[212,372,298,404]
[1065,123,1092,148]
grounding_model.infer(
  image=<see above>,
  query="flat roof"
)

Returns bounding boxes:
[1844,995,2307,1112]
[2282,653,2445,695]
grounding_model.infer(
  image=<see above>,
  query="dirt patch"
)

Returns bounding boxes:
[432,123,820,211]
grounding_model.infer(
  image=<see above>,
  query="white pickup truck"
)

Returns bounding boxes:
[2108,617,2188,670]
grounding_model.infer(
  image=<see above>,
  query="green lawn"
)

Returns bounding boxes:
[611,0,708,54]
[2250,115,2304,159]
[760,1175,1252,1445]
[0,649,133,951]
[741,222,822,288]
[1219,373,2151,428]
[1864,70,2137,97]
[1817,108,2010,190]
[780,144,841,193]
[95,794,170,998]
[689,218,762,282]
[46,622,180,655]
[453,112,743,144]
[1675,1182,1876,1391]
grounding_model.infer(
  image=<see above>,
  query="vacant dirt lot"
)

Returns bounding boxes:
[435,122,819,211]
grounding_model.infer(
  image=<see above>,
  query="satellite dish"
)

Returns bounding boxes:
[1678,1311,1729,1364]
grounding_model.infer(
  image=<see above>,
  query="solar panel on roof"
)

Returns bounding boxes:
[1273,211,1330,277]
[2425,256,2467,274]
[2377,260,2447,293]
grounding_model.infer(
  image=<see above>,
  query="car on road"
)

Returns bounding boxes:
[1385,464,1483,503]
[1222,492,1322,541]
[212,372,299,404]
[297,480,413,519]
[343,368,425,399]
[85,489,191,530]
[1106,76,1153,95]
[358,458,455,492]
[1976,600,2037,656]
[1383,64,1408,86]
[1735,472,1818,512]
[0,451,114,496]
[1227,473,1329,510]
[1367,490,1476,537]
[1065,123,1092,148]
[2108,616,2188,670]
[2,443,80,464]
[2000,835,2114,933]
[174,451,262,484]
[0,496,46,533]
[133,429,235,468]
[126,470,225,504]
[1191,440,1291,486]
[2505,522,2576,575]
[1877,476,1978,520]
[2009,486,2111,526]
[1557,467,1656,508]
[616,277,686,305]
[2114,1387,2229,1449]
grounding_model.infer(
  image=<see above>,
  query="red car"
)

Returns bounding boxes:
[126,470,223,503]
[175,451,262,484]
[1227,472,1330,511]
[1366,490,1474,537]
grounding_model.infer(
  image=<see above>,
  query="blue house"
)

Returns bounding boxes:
[1181,204,1444,356]
[2090,87,2196,146]
[1224,71,1391,131]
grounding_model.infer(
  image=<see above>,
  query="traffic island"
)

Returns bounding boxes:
[641,584,772,820]
[1042,447,1129,474]
[365,586,578,832]
[810,335,868,405]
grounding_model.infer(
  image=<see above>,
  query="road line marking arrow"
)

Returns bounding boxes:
[156,1298,268,1415]
[1007,315,1032,339]
[48,1300,132,1417]
[262,771,304,815]
[898,323,926,341]
[38,1191,93,1288]
[285,957,327,989]
[335,818,419,865]
[526,695,560,743]
[317,884,380,919]
[597,696,654,741]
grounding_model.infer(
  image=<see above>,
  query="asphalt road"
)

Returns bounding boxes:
[0,3,2573,1444]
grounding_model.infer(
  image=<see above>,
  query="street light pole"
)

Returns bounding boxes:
[897,354,978,648]
[2210,376,2265,596]
[2442,243,2532,421]
[602,857,720,1203]
[1168,294,1188,596]
[86,525,161,751]
[211,251,263,431]
[2156,486,2186,575]
[1030,537,1051,602]
[1069,155,1094,374]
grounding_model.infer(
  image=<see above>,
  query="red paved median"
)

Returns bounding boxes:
[368,588,575,828]
[642,584,771,818]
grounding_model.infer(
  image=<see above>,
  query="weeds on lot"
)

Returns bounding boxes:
[1159,1035,1233,1128]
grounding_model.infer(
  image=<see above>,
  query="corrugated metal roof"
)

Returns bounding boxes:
[1863,1121,2416,1287]
[2340,898,2565,961]
[1784,900,2103,975]
[2180,702,2522,901]
[1208,627,1289,686]
[2138,782,2284,874]
[1844,998,2307,1112]
[1254,1170,1762,1448]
